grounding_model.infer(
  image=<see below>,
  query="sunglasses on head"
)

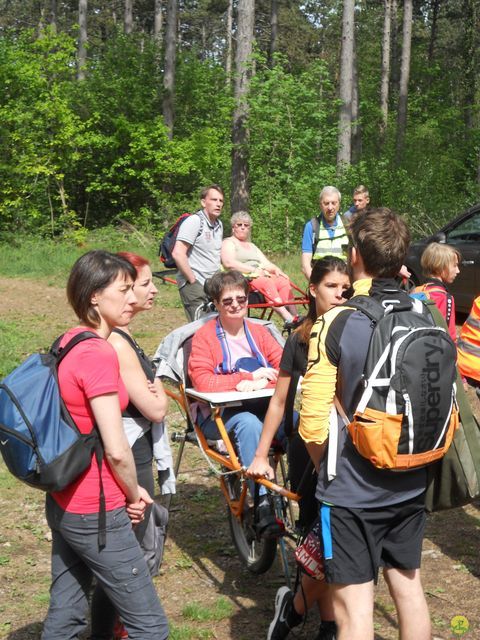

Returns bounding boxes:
[220,295,248,307]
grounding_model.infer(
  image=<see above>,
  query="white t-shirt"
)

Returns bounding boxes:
[175,210,223,287]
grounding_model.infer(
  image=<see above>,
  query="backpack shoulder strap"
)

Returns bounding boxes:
[339,212,349,232]
[191,210,205,248]
[111,327,138,350]
[344,295,384,323]
[284,341,307,438]
[52,329,106,546]
[422,282,453,326]
[53,331,100,364]
[310,216,320,254]
[111,329,155,380]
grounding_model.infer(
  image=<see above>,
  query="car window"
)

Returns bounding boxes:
[446,212,480,244]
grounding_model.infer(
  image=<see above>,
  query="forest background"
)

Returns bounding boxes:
[0,0,479,251]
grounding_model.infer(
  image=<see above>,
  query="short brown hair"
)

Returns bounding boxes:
[421,242,461,279]
[349,207,410,277]
[353,184,369,197]
[206,270,249,301]
[200,184,224,200]
[67,250,137,327]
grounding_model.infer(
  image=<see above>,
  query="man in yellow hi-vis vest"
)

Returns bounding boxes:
[301,186,349,280]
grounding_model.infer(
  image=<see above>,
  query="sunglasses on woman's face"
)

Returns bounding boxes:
[234,222,251,228]
[220,295,248,307]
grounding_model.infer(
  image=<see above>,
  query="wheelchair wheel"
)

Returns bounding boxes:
[225,475,277,574]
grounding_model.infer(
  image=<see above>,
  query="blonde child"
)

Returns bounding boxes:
[418,242,460,341]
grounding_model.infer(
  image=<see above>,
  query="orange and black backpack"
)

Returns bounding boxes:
[336,295,459,471]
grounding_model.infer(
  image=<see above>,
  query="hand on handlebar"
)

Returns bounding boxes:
[246,455,275,480]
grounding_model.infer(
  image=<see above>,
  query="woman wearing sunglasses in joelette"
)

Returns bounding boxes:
[188,270,286,538]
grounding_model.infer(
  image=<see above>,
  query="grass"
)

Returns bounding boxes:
[0,320,48,378]
[182,597,234,622]
[0,229,305,380]
[170,625,214,640]
[0,228,304,284]
[0,229,160,282]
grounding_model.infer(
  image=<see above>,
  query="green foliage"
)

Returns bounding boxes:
[247,56,338,251]
[0,30,84,236]
[0,2,479,249]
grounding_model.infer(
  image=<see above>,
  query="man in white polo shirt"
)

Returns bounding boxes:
[172,184,224,320]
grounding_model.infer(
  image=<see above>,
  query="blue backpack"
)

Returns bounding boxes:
[0,332,102,492]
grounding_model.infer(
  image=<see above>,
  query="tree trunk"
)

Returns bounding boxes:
[351,32,362,163]
[380,0,392,141]
[428,0,439,63]
[124,0,133,34]
[391,0,400,96]
[462,0,478,133]
[395,0,413,164]
[37,1,45,36]
[77,0,88,81]
[154,0,163,45]
[269,0,278,66]
[225,0,233,84]
[231,0,255,214]
[163,0,178,138]
[336,0,355,172]
[50,0,57,33]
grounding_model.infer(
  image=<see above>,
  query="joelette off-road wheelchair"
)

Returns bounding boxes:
[153,315,301,578]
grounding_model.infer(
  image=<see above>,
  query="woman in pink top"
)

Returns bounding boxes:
[42,250,168,640]
[189,270,284,537]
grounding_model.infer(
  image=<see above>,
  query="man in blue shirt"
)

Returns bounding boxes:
[301,186,348,280]
[343,184,370,222]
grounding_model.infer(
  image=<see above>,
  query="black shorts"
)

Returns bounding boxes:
[320,493,426,585]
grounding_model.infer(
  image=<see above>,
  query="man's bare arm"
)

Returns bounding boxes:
[301,252,313,280]
[172,240,196,283]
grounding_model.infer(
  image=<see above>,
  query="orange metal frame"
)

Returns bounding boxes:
[165,385,300,524]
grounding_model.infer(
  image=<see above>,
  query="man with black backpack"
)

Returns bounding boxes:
[171,184,224,321]
[299,209,453,639]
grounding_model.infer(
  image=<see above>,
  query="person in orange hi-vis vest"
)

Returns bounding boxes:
[457,295,480,397]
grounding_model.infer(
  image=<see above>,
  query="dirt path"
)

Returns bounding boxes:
[0,276,479,640]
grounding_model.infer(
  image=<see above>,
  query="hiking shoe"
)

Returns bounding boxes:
[314,620,337,640]
[267,586,300,640]
[255,502,285,539]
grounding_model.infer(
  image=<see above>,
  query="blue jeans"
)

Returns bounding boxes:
[42,495,168,640]
[200,404,286,496]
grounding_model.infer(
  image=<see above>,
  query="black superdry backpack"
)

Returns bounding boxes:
[338,295,459,471]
